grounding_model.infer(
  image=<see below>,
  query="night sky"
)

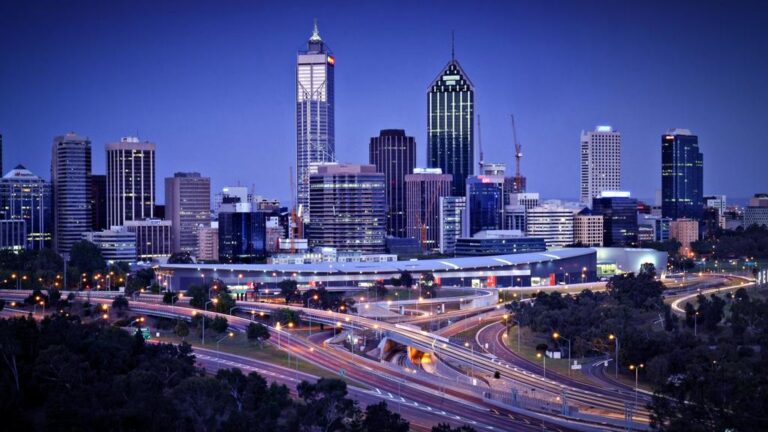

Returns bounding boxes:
[1,0,766,204]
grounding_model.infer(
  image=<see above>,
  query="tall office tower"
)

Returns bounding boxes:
[308,164,385,253]
[439,196,466,254]
[662,129,703,220]
[106,137,156,226]
[465,175,504,237]
[405,168,452,251]
[51,132,92,255]
[427,54,474,196]
[0,165,52,249]
[165,172,211,256]
[369,129,416,237]
[0,133,3,176]
[591,191,638,247]
[218,203,269,263]
[526,204,574,248]
[296,21,335,218]
[90,174,107,230]
[580,126,621,206]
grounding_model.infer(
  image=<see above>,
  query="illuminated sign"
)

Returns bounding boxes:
[327,56,335,65]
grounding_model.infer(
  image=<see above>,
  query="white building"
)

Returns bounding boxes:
[580,126,621,206]
[439,196,466,254]
[106,137,156,227]
[82,226,136,262]
[124,219,172,261]
[526,204,574,248]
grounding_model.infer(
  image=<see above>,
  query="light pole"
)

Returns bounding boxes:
[609,334,619,379]
[553,332,571,376]
[464,341,475,379]
[536,352,547,378]
[202,298,218,345]
[275,322,282,348]
[511,318,521,353]
[694,311,699,337]
[216,331,235,357]
[629,363,644,407]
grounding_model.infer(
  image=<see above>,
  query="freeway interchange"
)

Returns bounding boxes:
[0,273,752,432]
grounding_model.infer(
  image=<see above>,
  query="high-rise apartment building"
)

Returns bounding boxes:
[592,191,639,247]
[428,57,474,196]
[369,130,416,238]
[573,209,604,247]
[296,21,335,217]
[404,168,452,251]
[0,165,52,249]
[439,196,466,254]
[106,137,156,226]
[526,204,574,248]
[662,129,703,220]
[197,222,219,262]
[308,164,385,253]
[51,132,92,255]
[465,175,504,237]
[670,218,699,256]
[580,126,621,205]
[165,172,211,256]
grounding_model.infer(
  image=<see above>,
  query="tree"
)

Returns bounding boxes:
[163,291,179,305]
[277,279,298,304]
[399,271,414,288]
[246,322,270,345]
[297,378,361,431]
[431,424,477,432]
[211,316,229,333]
[126,267,155,296]
[362,401,409,432]
[273,308,299,326]
[186,284,210,309]
[175,320,190,339]
[112,295,130,311]
[213,292,235,314]
[168,251,194,264]
[69,240,106,275]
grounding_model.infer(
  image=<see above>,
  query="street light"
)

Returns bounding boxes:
[694,311,699,337]
[608,334,619,379]
[553,332,571,377]
[202,299,218,345]
[536,352,547,378]
[629,364,644,407]
[216,331,235,357]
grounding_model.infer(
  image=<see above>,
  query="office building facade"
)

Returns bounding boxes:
[90,174,107,230]
[439,196,466,254]
[662,129,703,220]
[405,168,452,251]
[125,219,172,260]
[82,227,136,262]
[580,126,621,205]
[51,133,92,255]
[296,22,335,217]
[592,192,638,247]
[455,230,546,256]
[745,193,768,228]
[218,203,269,263]
[465,175,504,237]
[369,129,416,237]
[526,205,574,248]
[670,218,699,256]
[308,164,385,253]
[0,165,52,249]
[573,212,604,247]
[427,58,474,196]
[197,223,219,262]
[0,220,27,251]
[106,137,156,226]
[165,172,211,256]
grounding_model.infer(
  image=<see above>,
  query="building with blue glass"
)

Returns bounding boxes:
[218,203,270,263]
[662,129,703,220]
[454,230,546,256]
[0,165,52,249]
[465,175,503,237]
[592,192,638,247]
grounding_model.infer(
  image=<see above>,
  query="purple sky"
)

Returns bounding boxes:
[1,0,766,204]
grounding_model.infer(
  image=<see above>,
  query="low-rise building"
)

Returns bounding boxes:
[669,218,699,256]
[268,247,397,265]
[197,223,219,262]
[526,204,574,248]
[454,230,546,256]
[125,219,172,261]
[0,219,27,251]
[82,226,136,262]
[573,209,603,246]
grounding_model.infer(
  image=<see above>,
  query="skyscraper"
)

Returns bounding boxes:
[218,202,269,263]
[106,137,156,226]
[369,130,416,238]
[591,191,638,247]
[427,54,474,196]
[0,165,52,249]
[661,129,703,220]
[0,133,3,176]
[296,21,335,218]
[51,132,92,255]
[165,172,211,256]
[90,174,107,230]
[580,126,621,206]
[308,164,385,253]
[405,168,452,251]
[465,175,504,237]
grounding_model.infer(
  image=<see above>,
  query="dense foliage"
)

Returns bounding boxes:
[0,315,422,431]
[692,224,768,259]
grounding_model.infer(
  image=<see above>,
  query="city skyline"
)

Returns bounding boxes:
[1,0,767,204]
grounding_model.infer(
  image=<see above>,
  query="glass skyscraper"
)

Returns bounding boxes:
[369,130,416,238]
[218,203,268,263]
[592,192,638,247]
[0,165,52,249]
[51,132,92,255]
[296,21,335,219]
[661,129,703,220]
[106,137,156,227]
[465,175,503,237]
[427,58,474,196]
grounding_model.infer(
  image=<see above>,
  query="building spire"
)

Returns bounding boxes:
[310,18,322,42]
[451,30,455,61]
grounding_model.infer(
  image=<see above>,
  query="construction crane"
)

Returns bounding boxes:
[477,114,484,173]
[511,114,526,193]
